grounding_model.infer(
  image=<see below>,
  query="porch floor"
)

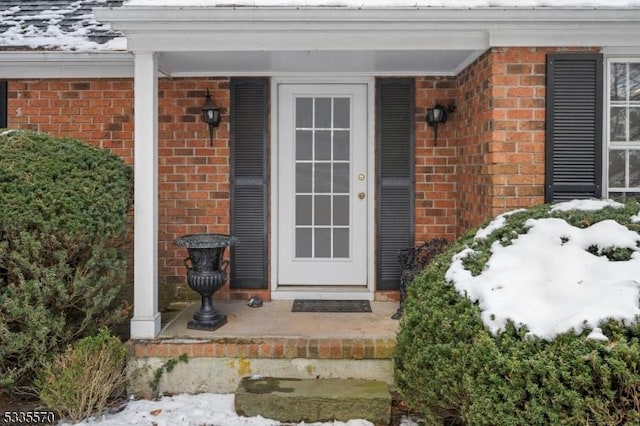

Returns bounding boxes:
[158,300,400,340]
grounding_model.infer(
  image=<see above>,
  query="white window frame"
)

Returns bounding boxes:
[604,57,640,199]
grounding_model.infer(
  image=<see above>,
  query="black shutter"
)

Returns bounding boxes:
[545,53,603,202]
[0,81,7,128]
[230,78,268,289]
[376,78,415,290]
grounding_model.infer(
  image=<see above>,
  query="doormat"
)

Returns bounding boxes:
[292,299,372,313]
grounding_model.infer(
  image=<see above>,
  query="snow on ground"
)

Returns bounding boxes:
[446,199,640,340]
[61,393,377,426]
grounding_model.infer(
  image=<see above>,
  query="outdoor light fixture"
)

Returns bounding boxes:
[426,103,456,145]
[201,89,221,145]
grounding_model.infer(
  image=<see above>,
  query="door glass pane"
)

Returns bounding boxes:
[334,98,350,128]
[296,130,312,160]
[315,130,331,160]
[333,228,349,258]
[630,64,640,102]
[296,98,312,128]
[609,149,626,188]
[314,195,331,226]
[315,98,331,128]
[611,63,627,102]
[314,228,331,258]
[314,163,331,193]
[333,163,350,193]
[333,195,349,226]
[334,130,350,161]
[630,150,640,187]
[296,195,312,226]
[296,228,312,258]
[296,163,312,193]
[611,107,627,141]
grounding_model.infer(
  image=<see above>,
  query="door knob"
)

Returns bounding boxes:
[358,192,365,200]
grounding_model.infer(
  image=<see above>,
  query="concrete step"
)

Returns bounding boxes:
[235,377,391,426]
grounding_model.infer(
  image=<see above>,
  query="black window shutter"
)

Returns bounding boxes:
[545,53,603,202]
[230,78,268,289]
[0,81,7,128]
[376,78,415,290]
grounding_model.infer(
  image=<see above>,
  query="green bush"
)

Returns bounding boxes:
[0,130,133,395]
[395,200,640,425]
[37,327,127,421]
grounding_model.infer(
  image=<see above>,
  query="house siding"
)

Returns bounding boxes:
[3,46,599,307]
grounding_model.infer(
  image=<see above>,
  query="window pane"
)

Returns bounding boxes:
[315,130,331,161]
[314,195,331,226]
[333,228,349,258]
[630,63,640,102]
[314,163,331,193]
[315,98,331,128]
[611,107,627,141]
[296,97,312,128]
[296,163,312,193]
[334,98,350,129]
[609,149,626,188]
[333,195,349,226]
[333,163,350,193]
[610,63,627,102]
[334,130,350,161]
[630,150,640,187]
[314,228,331,258]
[296,228,312,258]
[296,195,312,226]
[630,107,640,142]
[296,130,312,160]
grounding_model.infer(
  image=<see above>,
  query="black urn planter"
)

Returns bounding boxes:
[174,234,238,331]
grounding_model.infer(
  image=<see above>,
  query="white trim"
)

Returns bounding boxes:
[0,52,133,78]
[131,51,161,339]
[270,76,376,298]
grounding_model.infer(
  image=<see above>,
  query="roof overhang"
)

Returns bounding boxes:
[93,6,640,76]
[0,51,134,78]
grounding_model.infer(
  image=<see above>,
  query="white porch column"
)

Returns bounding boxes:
[130,51,161,339]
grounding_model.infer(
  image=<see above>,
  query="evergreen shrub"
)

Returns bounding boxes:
[37,327,127,421]
[395,200,640,425]
[0,130,133,395]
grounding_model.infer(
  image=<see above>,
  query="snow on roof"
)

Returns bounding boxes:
[446,199,640,341]
[1,0,640,52]
[124,0,640,7]
[0,0,126,51]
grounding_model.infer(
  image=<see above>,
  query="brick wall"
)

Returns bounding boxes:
[157,78,232,306]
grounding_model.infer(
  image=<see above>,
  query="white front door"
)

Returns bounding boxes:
[277,83,369,286]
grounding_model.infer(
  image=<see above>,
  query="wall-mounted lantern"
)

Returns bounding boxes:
[426,103,456,145]
[201,89,221,145]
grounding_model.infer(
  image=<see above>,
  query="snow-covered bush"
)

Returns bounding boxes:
[395,199,640,425]
[0,131,133,395]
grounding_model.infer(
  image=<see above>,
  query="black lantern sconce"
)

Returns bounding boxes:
[426,103,456,145]
[201,89,221,145]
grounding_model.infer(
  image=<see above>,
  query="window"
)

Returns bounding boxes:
[607,60,640,199]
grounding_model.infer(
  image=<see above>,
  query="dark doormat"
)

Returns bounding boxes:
[292,299,372,313]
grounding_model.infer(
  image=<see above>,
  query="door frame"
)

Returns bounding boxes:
[270,76,376,300]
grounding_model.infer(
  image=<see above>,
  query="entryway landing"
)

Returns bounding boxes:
[159,299,398,340]
[127,300,400,396]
